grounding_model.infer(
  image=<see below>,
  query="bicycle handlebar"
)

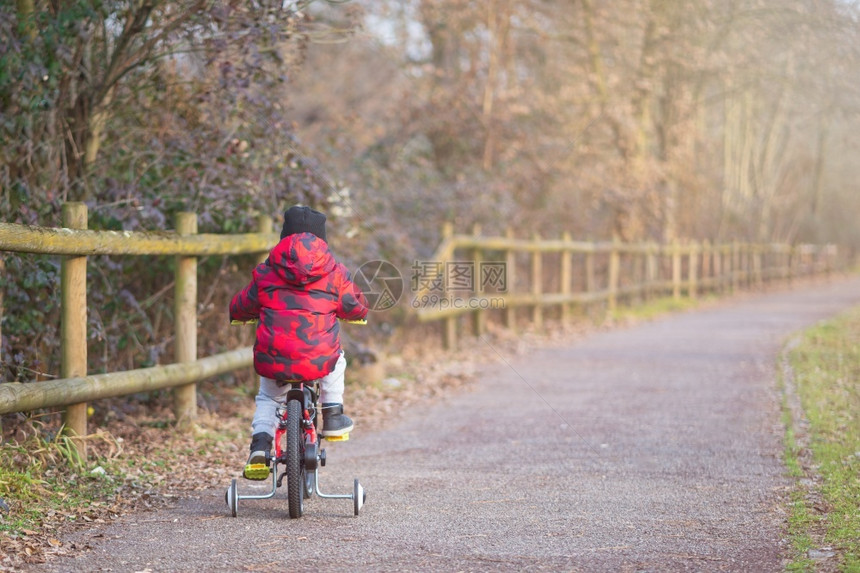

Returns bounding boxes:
[231,318,367,325]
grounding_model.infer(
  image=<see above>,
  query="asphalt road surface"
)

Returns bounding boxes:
[33,275,860,572]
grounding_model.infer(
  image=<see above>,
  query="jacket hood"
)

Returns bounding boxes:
[268,232,336,286]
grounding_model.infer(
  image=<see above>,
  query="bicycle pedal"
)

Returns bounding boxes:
[324,433,349,442]
[243,463,270,480]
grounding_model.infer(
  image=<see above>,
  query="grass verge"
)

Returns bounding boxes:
[782,307,860,572]
[610,294,708,323]
[0,401,248,569]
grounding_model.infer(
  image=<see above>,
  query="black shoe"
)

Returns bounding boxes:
[243,432,272,480]
[320,403,354,437]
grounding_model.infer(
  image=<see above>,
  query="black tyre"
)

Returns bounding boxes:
[286,399,304,518]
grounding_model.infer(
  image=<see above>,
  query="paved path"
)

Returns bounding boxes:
[34,276,860,572]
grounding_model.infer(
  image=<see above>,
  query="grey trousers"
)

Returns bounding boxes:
[250,351,346,438]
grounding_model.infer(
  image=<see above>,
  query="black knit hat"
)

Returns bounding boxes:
[280,205,327,241]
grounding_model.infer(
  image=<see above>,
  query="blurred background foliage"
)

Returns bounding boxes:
[2,0,860,385]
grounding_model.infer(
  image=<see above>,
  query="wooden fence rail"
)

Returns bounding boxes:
[0,348,252,414]
[414,227,845,350]
[0,204,277,457]
[0,221,276,255]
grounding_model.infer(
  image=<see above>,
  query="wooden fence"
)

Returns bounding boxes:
[414,223,846,350]
[0,207,849,459]
[0,203,278,457]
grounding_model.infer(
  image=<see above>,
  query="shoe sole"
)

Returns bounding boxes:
[321,425,354,439]
[243,463,269,480]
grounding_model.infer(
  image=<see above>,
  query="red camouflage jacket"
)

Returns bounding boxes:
[229,232,369,382]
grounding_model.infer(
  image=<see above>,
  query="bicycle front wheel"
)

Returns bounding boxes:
[286,399,304,518]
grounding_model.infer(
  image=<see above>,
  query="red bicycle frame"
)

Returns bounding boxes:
[274,383,318,458]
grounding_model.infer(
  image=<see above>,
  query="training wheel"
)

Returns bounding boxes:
[226,478,238,517]
[353,478,365,516]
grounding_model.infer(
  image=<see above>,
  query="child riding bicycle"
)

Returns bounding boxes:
[229,205,369,480]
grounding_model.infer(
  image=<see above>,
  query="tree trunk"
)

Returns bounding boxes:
[84,87,114,167]
[482,0,510,172]
[809,113,830,218]
[65,93,92,201]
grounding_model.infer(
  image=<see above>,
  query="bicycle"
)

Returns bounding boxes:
[225,320,367,518]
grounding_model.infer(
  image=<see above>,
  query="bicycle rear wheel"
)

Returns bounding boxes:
[286,398,304,518]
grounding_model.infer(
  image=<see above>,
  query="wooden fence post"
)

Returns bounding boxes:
[688,241,699,300]
[726,243,731,292]
[731,241,740,293]
[608,239,620,314]
[788,245,796,284]
[441,222,457,350]
[471,224,485,337]
[0,255,2,436]
[737,243,744,288]
[585,246,596,313]
[61,202,88,460]
[744,244,752,288]
[250,214,272,385]
[560,232,572,322]
[0,256,4,382]
[646,243,657,301]
[531,233,543,329]
[701,240,711,294]
[754,246,763,288]
[724,243,731,292]
[735,243,741,287]
[712,242,722,294]
[173,212,198,428]
[504,228,516,332]
[672,240,682,300]
[256,215,272,264]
